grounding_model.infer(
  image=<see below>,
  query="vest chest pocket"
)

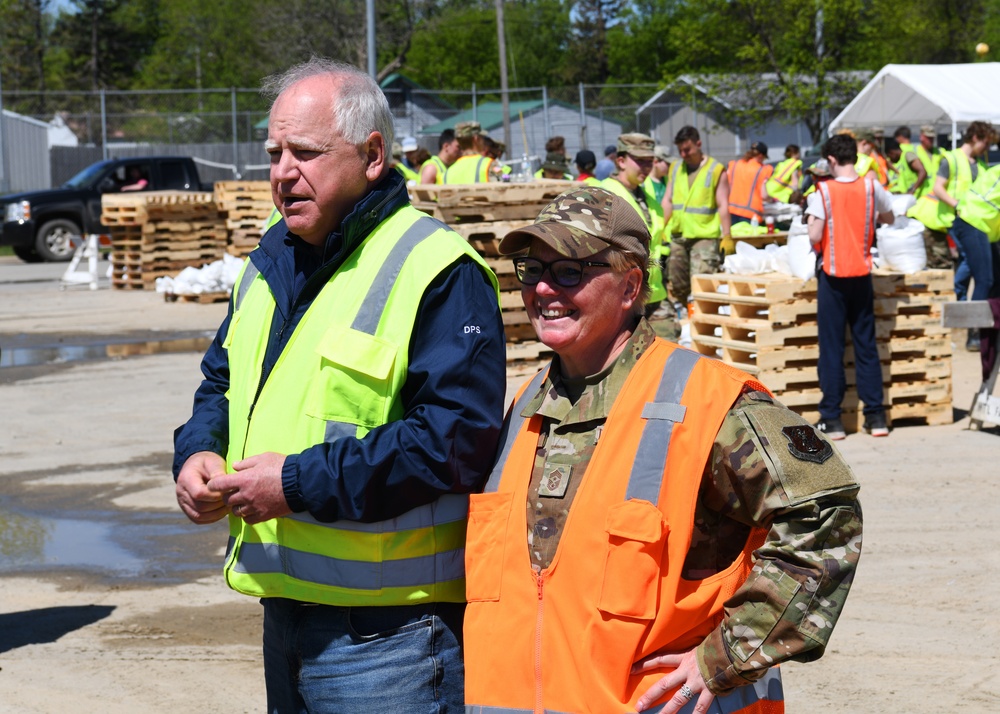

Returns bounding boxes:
[465,491,513,602]
[598,500,667,620]
[307,327,399,433]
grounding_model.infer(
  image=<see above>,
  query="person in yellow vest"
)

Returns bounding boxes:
[953,161,1000,350]
[764,144,802,204]
[854,131,889,187]
[574,149,600,185]
[418,128,460,184]
[908,120,993,277]
[389,140,417,183]
[889,127,928,195]
[173,58,505,711]
[916,125,944,185]
[663,125,732,307]
[442,120,496,184]
[462,186,863,714]
[602,132,672,336]
[539,151,572,179]
[645,144,671,207]
[534,135,570,179]
[727,140,774,224]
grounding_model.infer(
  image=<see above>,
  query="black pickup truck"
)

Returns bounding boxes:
[0,156,212,262]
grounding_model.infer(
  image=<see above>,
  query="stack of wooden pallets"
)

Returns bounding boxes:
[102,191,226,290]
[688,269,954,431]
[215,180,273,258]
[413,181,576,375]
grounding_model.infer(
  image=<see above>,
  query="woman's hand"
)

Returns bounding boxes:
[631,646,715,713]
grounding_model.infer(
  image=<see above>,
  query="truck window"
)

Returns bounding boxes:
[160,161,192,189]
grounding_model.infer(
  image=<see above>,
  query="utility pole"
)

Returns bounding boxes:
[496,0,512,155]
[367,0,377,79]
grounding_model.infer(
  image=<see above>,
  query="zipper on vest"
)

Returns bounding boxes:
[534,574,544,714]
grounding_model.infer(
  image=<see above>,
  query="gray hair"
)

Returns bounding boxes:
[261,57,394,147]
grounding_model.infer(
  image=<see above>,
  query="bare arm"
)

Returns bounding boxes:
[908,158,927,195]
[419,162,438,185]
[932,174,955,207]
[807,213,824,244]
[716,172,731,236]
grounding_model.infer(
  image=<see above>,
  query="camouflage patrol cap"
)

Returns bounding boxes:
[455,121,484,138]
[498,187,650,261]
[807,158,832,178]
[391,141,403,158]
[617,133,655,158]
[653,144,671,162]
[855,130,878,144]
[540,151,569,173]
[920,124,936,137]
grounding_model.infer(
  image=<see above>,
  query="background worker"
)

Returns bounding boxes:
[173,58,506,711]
[539,151,572,180]
[807,133,895,440]
[594,143,617,181]
[535,136,571,179]
[727,140,773,224]
[645,144,671,207]
[443,121,496,184]
[574,149,600,185]
[855,131,889,187]
[953,161,1000,353]
[419,128,460,184]
[909,121,993,299]
[764,144,802,204]
[916,125,944,188]
[663,125,731,309]
[463,186,863,714]
[889,128,928,195]
[601,132,670,329]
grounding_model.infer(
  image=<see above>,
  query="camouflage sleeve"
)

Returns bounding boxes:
[694,391,863,696]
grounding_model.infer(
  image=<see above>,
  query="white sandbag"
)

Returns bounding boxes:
[890,193,916,217]
[724,240,773,275]
[877,216,926,273]
[785,219,816,280]
[763,201,803,223]
[155,253,244,295]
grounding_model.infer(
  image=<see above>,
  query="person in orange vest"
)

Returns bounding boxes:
[855,131,889,187]
[463,185,864,714]
[806,133,895,440]
[727,140,773,225]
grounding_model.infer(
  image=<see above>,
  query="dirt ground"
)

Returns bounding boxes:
[1,257,998,713]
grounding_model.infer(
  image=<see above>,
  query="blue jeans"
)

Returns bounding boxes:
[950,218,994,302]
[817,270,884,419]
[262,598,465,713]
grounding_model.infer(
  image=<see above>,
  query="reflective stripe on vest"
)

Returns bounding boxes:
[224,206,499,605]
[445,154,491,184]
[818,177,875,277]
[485,368,549,493]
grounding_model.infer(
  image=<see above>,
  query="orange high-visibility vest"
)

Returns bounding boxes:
[872,152,890,187]
[727,158,774,221]
[464,340,784,714]
[817,177,877,278]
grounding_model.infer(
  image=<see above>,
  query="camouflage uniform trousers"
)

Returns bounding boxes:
[923,227,956,270]
[668,236,723,304]
[645,253,681,341]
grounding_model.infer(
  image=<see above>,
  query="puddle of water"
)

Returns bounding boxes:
[0,335,213,368]
[0,510,145,576]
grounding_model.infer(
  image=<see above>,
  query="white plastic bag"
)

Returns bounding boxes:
[724,240,772,274]
[785,218,816,280]
[890,193,916,218]
[877,216,926,273]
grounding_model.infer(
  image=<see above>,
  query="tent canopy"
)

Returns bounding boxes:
[829,63,1000,143]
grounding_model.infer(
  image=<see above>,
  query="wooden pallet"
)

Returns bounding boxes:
[871,269,955,295]
[415,202,550,224]
[691,296,817,325]
[410,181,574,208]
[690,272,817,303]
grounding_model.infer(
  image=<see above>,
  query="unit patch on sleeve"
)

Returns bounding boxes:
[781,425,834,464]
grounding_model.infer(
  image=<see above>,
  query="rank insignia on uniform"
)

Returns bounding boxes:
[781,425,834,464]
[539,464,571,497]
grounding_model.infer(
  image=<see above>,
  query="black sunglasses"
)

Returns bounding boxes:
[512,256,611,288]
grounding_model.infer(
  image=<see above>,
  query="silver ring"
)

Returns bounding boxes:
[679,684,694,700]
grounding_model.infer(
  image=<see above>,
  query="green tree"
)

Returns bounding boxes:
[564,0,624,84]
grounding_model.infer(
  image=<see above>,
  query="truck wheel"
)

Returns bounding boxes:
[34,218,81,262]
[13,246,43,263]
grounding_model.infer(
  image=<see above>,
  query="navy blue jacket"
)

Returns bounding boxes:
[173,171,506,523]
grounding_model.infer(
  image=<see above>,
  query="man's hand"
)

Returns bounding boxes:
[631,646,716,713]
[719,234,736,256]
[207,452,292,525]
[176,451,229,524]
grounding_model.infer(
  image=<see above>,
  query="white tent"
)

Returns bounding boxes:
[828,63,1000,147]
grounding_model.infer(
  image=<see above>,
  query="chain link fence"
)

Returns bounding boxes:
[2,82,756,192]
